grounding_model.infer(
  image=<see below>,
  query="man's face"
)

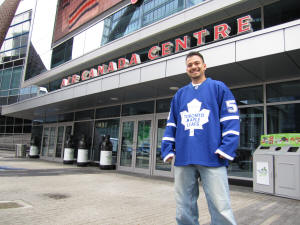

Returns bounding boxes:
[186,55,206,81]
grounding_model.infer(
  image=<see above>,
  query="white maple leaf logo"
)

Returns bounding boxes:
[180,99,210,136]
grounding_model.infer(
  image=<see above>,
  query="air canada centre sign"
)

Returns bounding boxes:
[61,15,254,88]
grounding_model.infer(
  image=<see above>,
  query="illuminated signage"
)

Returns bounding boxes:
[54,0,123,43]
[61,15,253,88]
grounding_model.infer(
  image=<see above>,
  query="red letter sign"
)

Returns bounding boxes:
[130,53,141,66]
[214,24,231,41]
[193,29,210,46]
[148,46,161,60]
[162,42,174,56]
[98,65,107,76]
[237,15,253,34]
[175,36,191,52]
[118,58,129,69]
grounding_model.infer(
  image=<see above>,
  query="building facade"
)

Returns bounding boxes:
[2,0,300,181]
[0,1,34,150]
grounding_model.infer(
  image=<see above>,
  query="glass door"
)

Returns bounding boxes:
[153,113,173,177]
[55,124,73,159]
[41,123,73,161]
[41,125,56,157]
[118,115,153,174]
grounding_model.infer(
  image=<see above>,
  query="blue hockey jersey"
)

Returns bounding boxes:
[161,78,240,167]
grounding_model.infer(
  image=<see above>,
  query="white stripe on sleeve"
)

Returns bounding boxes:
[222,130,240,137]
[220,116,239,122]
[162,137,175,142]
[167,122,176,128]
[215,149,234,161]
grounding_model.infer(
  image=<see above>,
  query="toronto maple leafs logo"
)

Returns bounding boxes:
[180,99,210,136]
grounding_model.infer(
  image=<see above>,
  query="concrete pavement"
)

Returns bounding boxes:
[0,150,299,225]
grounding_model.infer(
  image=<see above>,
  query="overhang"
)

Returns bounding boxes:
[3,20,300,120]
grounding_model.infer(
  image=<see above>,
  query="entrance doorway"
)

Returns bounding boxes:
[118,115,154,174]
[41,123,73,161]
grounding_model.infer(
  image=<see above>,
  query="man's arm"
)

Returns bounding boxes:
[161,97,177,163]
[215,84,240,160]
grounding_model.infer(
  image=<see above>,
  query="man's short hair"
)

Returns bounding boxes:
[186,51,205,63]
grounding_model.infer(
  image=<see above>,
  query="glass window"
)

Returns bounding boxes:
[0,69,12,90]
[232,86,263,105]
[6,126,13,133]
[23,125,32,133]
[155,118,171,171]
[22,21,30,33]
[15,118,23,124]
[8,95,18,104]
[20,33,29,46]
[24,119,32,124]
[73,121,94,155]
[156,98,172,113]
[58,113,74,122]
[0,126,5,133]
[75,109,95,121]
[95,105,121,119]
[266,80,300,103]
[0,116,6,124]
[122,101,154,116]
[0,97,7,105]
[5,117,14,125]
[10,66,23,89]
[93,119,120,163]
[228,107,264,178]
[267,103,300,133]
[51,38,73,68]
[264,0,300,29]
[14,126,23,133]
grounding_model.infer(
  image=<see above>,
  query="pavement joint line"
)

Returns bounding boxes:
[259,214,281,225]
[260,201,278,211]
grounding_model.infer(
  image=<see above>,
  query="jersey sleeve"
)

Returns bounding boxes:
[161,96,177,162]
[215,84,240,161]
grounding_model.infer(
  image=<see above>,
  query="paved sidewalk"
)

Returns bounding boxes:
[0,150,299,225]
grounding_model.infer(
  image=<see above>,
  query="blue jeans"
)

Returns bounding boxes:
[174,165,237,225]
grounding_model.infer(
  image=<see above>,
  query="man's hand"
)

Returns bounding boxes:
[216,153,225,159]
[165,156,174,163]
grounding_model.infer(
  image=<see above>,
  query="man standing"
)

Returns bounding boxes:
[161,51,239,225]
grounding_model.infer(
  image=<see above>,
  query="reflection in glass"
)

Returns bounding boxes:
[120,121,134,167]
[42,127,49,156]
[266,80,300,103]
[267,104,300,133]
[102,0,205,45]
[156,119,171,171]
[156,98,171,113]
[232,86,263,105]
[136,120,151,169]
[122,101,154,116]
[48,127,56,157]
[228,107,264,178]
[25,0,57,80]
[55,126,64,158]
[93,119,119,163]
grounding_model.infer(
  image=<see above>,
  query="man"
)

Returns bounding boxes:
[161,51,239,225]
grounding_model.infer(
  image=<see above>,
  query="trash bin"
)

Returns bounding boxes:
[274,145,300,200]
[253,133,300,200]
[77,134,89,167]
[15,144,26,158]
[99,135,115,170]
[29,136,39,158]
[253,144,276,194]
[63,135,75,164]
